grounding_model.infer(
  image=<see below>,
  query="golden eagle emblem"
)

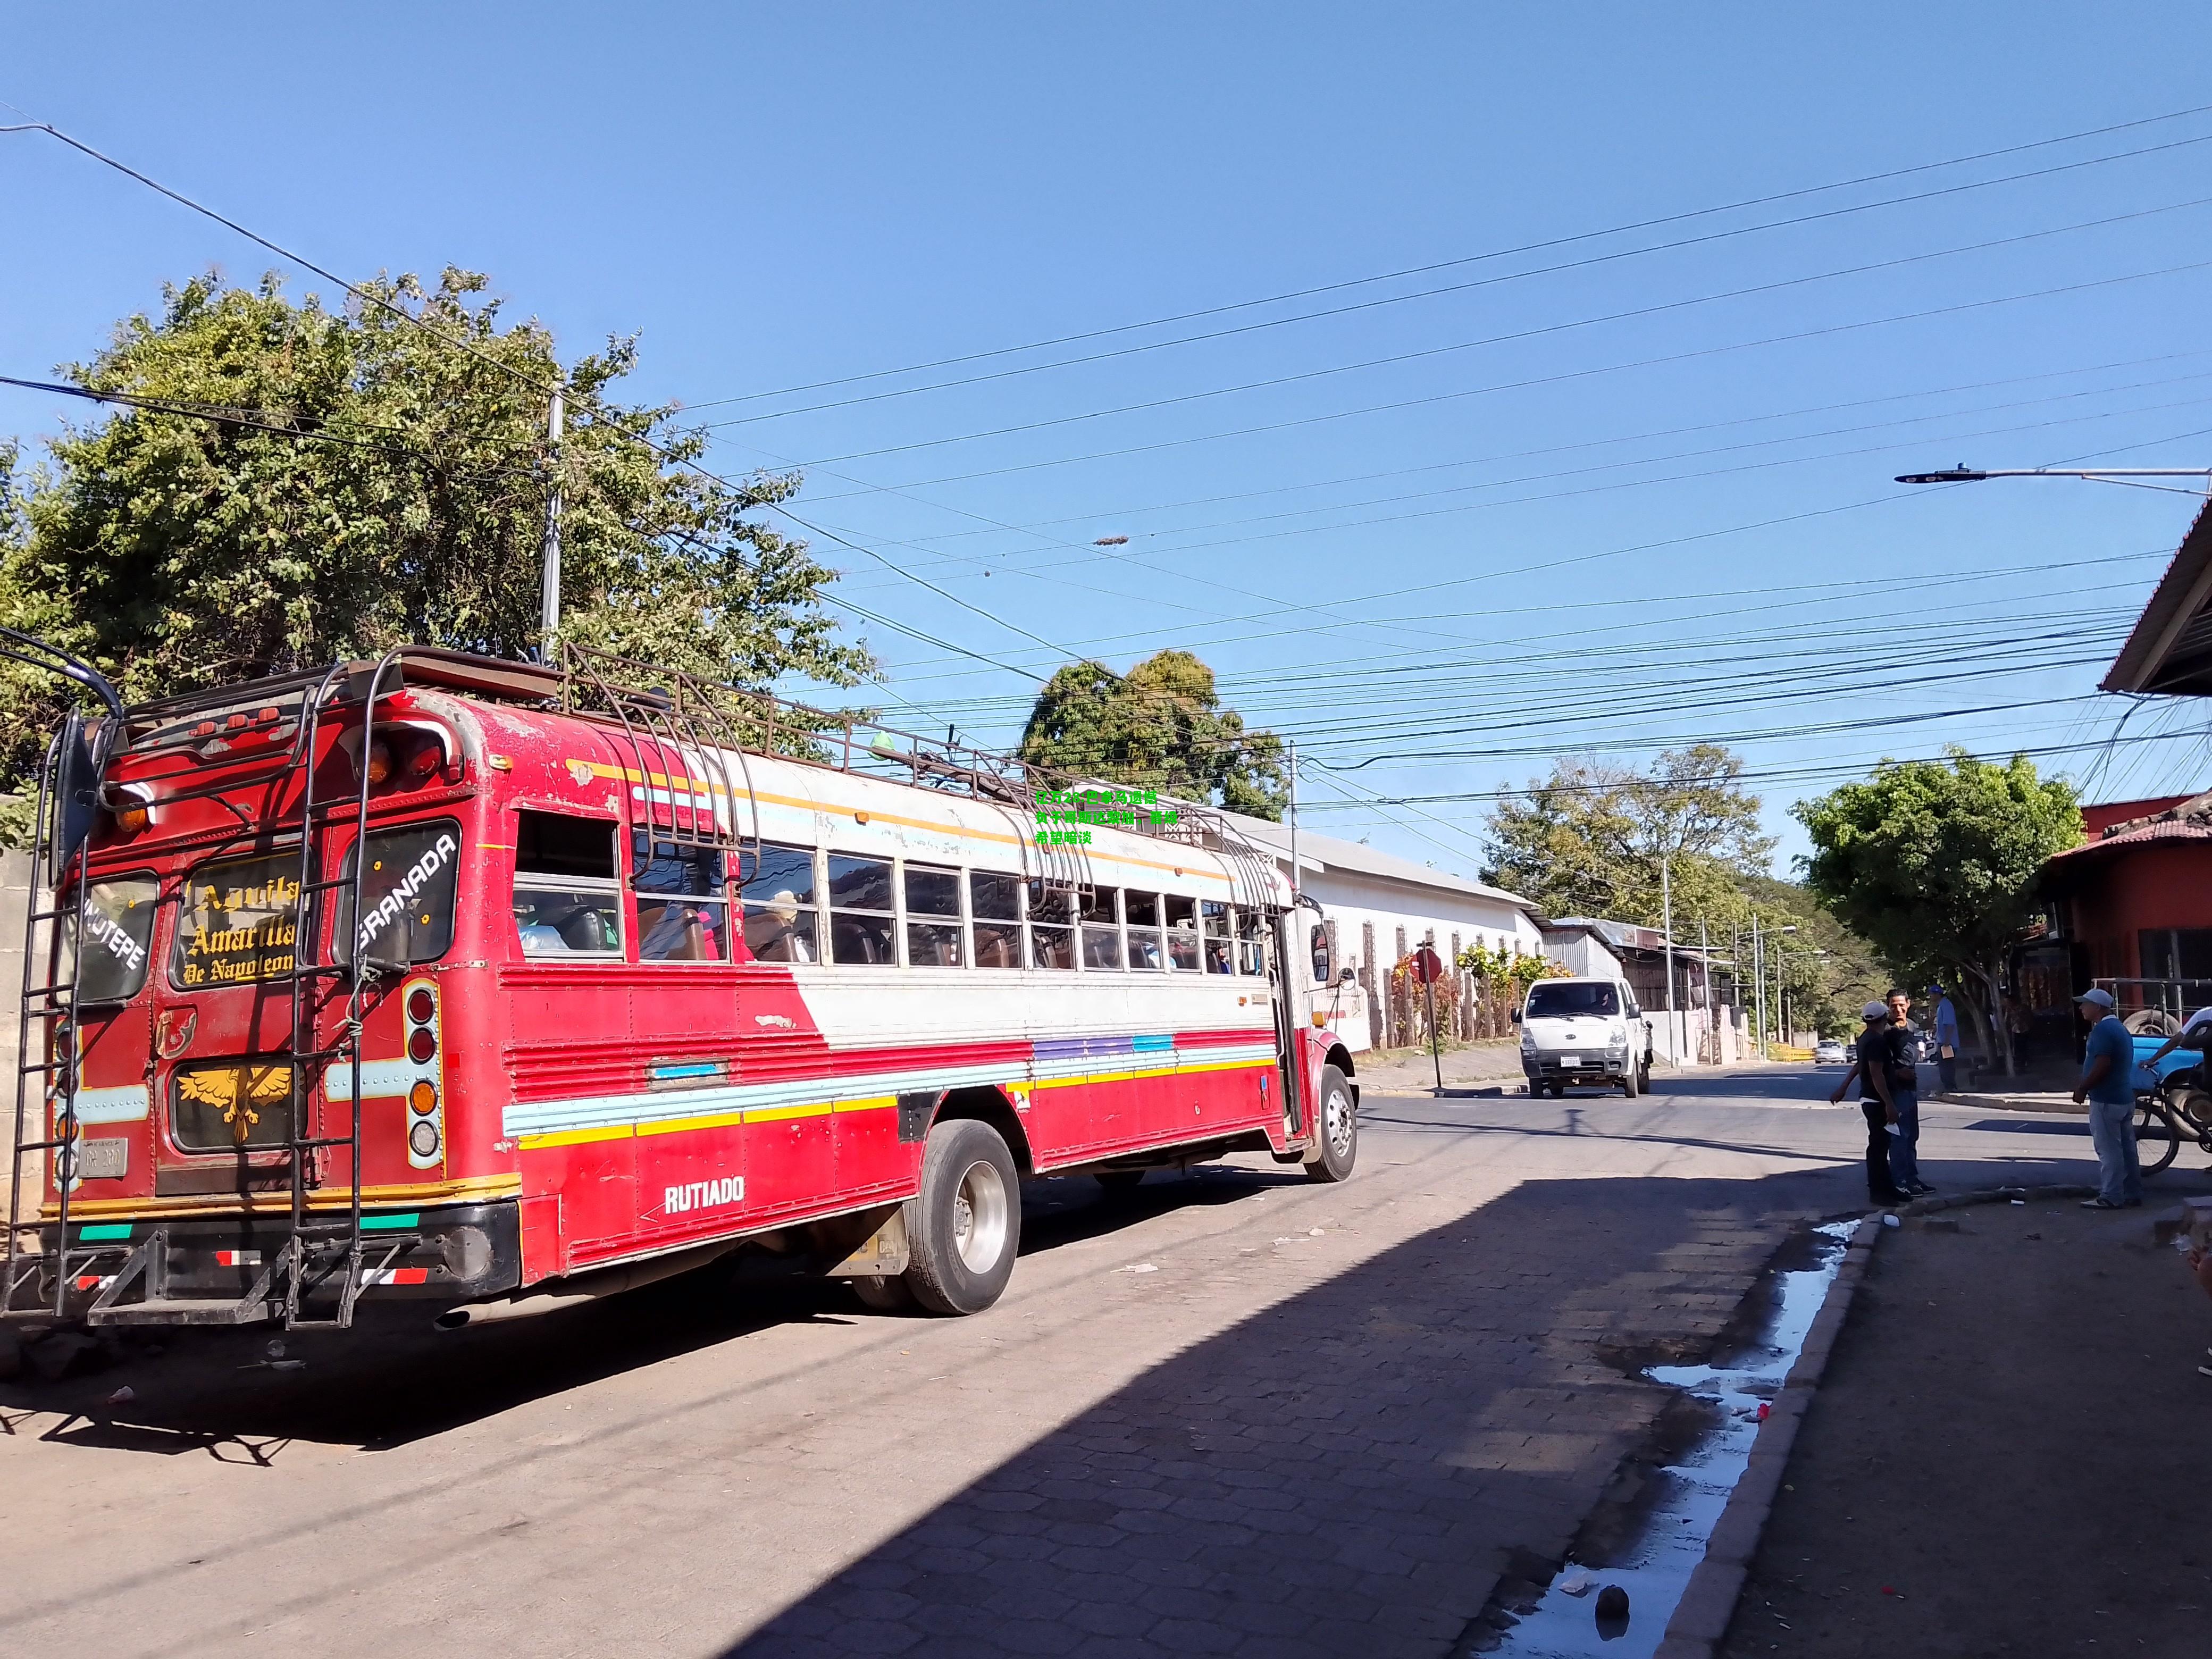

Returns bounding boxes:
[177,1063,293,1146]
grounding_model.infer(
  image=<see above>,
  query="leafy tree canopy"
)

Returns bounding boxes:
[1794,748,2081,1035]
[1482,745,1880,1036]
[2,267,873,809]
[1481,744,1775,925]
[1017,649,1287,819]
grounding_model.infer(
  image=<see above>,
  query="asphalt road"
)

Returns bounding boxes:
[0,1068,2119,1659]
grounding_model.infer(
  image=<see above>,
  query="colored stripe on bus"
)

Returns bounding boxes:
[361,1212,421,1231]
[78,1223,132,1242]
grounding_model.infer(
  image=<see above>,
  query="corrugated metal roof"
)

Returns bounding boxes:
[1217,809,1537,911]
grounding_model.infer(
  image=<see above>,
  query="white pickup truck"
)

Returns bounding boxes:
[1517,975,1653,1097]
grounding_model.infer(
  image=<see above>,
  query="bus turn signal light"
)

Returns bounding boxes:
[408,1080,438,1115]
[112,804,149,836]
[365,738,396,786]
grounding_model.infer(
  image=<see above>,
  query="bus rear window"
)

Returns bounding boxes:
[60,874,159,1003]
[171,853,303,989]
[345,820,462,967]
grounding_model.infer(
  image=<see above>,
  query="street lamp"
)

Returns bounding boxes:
[1896,464,2211,487]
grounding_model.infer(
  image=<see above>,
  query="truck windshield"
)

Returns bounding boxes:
[60,874,160,1003]
[1526,982,1619,1019]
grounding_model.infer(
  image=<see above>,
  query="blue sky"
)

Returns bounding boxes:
[5,3,2210,886]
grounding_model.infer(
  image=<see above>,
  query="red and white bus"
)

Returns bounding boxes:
[4,644,1359,1330]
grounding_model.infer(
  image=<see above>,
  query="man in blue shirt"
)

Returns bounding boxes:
[2071,987,2143,1209]
[1931,983,1960,1097]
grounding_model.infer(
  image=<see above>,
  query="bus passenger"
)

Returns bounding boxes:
[744,892,815,962]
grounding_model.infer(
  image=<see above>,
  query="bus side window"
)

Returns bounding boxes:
[826,853,895,966]
[1126,891,1164,970]
[1238,908,1270,977]
[971,872,1023,969]
[906,863,965,968]
[739,842,819,963]
[633,836,730,962]
[513,811,623,959]
[1079,887,1124,971]
[1201,901,1235,974]
[1027,879,1075,970]
[1164,895,1201,971]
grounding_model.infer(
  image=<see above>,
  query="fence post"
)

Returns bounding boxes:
[1361,921,1381,1049]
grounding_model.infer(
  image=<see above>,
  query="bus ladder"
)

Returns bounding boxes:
[3,719,108,1319]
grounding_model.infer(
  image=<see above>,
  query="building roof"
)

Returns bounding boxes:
[2049,789,2212,862]
[2081,794,2199,836]
[2104,497,2212,695]
[1218,809,1537,912]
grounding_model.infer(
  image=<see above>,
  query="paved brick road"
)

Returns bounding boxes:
[0,1075,2092,1659]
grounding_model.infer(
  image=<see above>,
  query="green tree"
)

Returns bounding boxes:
[1482,747,1882,1040]
[1795,747,2081,1073]
[3,269,872,812]
[1018,649,1287,818]
[1481,744,1775,924]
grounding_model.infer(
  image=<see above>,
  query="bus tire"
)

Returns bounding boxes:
[903,1118,1021,1315]
[1303,1065,1358,1183]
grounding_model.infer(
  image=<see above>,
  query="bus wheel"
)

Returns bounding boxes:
[904,1118,1021,1314]
[1303,1065,1358,1183]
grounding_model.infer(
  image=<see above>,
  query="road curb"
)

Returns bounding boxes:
[1652,1185,2097,1657]
[1651,1213,1881,1659]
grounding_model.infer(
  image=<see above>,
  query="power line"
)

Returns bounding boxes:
[685,102,2212,411]
[794,205,2212,468]
[707,134,2212,430]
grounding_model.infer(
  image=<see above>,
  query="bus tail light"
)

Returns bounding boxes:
[407,1026,437,1064]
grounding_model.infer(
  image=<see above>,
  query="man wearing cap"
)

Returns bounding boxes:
[1831,1000,1906,1205]
[2072,987,2143,1209]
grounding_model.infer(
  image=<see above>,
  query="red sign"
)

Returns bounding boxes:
[1408,945,1445,985]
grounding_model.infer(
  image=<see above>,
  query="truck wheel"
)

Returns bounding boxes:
[1621,1065,1640,1098]
[1302,1065,1358,1183]
[903,1118,1021,1314]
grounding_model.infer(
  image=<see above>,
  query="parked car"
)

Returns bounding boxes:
[1517,975,1653,1097]
[1814,1037,1848,1065]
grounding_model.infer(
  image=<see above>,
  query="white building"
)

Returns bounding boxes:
[1219,811,1545,1054]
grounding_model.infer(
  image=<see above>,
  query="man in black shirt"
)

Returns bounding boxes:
[1831,1000,1905,1204]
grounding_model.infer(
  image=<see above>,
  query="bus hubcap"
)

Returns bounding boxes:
[1325,1087,1354,1159]
[951,1159,1009,1271]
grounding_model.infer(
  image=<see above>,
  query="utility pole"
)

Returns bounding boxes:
[1661,856,1677,1067]
[1286,741,1301,906]
[1699,919,1714,1062]
[539,385,566,657]
[1752,914,1765,1061]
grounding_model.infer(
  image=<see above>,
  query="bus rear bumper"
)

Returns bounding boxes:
[18,1201,523,1325]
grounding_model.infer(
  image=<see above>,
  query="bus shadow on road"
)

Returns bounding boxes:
[0,1170,1301,1456]
[711,1169,1856,1659]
